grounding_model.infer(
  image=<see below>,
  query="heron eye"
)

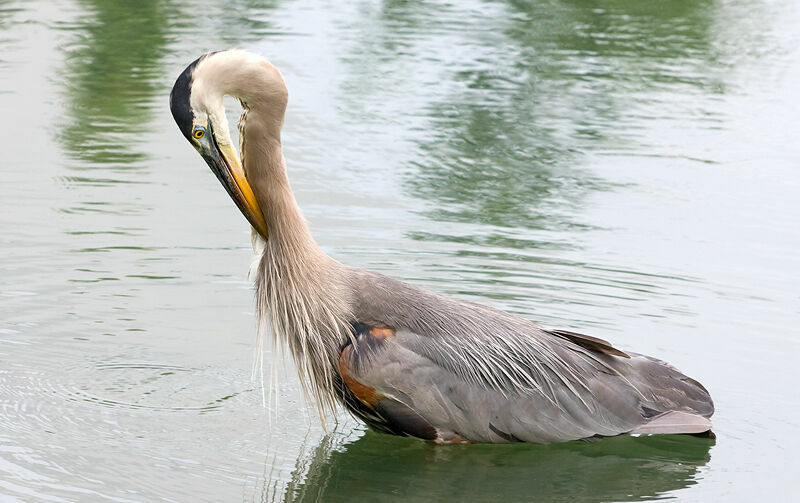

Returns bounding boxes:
[193,127,205,139]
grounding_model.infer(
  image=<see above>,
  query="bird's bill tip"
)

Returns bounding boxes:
[207,141,269,239]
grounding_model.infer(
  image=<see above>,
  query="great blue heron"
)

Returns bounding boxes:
[169,50,714,444]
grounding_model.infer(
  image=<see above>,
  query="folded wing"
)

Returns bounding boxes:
[337,320,713,443]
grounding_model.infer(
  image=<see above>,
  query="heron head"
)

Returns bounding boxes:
[169,50,287,240]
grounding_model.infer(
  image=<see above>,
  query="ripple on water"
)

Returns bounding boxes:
[0,358,282,502]
[0,360,257,438]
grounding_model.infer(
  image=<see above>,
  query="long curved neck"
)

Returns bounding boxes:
[240,105,321,259]
[240,103,353,422]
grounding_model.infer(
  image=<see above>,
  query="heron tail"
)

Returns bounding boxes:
[630,410,713,435]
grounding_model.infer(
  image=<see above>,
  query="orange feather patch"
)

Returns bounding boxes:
[338,345,382,407]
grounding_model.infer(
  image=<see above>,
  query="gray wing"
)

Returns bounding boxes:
[341,270,714,444]
[340,324,712,443]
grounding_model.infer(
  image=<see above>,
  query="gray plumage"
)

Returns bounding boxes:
[339,268,712,443]
[170,49,714,444]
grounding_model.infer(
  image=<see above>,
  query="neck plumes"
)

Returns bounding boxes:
[240,104,353,421]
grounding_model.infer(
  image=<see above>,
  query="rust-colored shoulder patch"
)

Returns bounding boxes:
[338,345,382,407]
[368,327,394,340]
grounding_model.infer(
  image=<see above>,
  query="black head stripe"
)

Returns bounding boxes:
[169,53,212,140]
[169,56,201,140]
[170,51,228,141]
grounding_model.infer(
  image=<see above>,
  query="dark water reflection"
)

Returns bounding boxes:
[281,431,713,503]
[58,0,175,170]
[57,0,282,174]
[405,0,725,237]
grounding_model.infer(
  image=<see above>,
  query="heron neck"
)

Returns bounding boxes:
[241,118,327,266]
[242,112,354,423]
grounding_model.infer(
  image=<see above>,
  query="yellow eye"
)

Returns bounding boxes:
[193,127,205,139]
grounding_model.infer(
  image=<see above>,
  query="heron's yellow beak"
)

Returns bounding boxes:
[201,132,269,240]
[216,142,269,239]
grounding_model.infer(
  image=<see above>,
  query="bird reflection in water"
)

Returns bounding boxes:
[254,428,713,502]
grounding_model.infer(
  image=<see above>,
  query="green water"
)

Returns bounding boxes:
[1,0,798,501]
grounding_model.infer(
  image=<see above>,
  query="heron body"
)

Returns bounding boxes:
[170,50,714,444]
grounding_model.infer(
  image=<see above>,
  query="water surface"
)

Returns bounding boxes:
[1,0,798,501]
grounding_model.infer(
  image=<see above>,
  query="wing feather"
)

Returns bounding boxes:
[340,270,714,443]
[545,328,630,358]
